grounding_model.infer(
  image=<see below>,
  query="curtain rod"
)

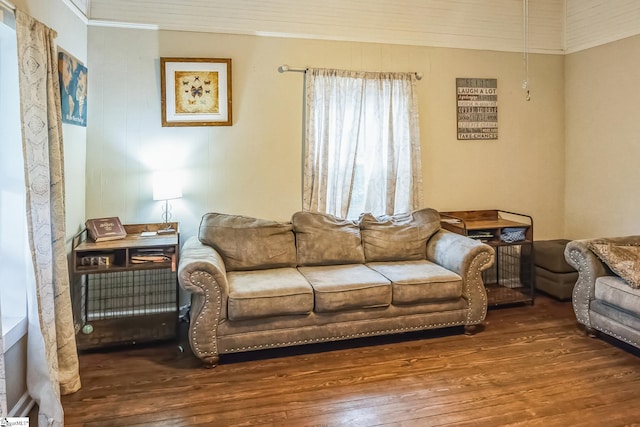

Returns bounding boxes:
[278,64,423,80]
[0,0,16,10]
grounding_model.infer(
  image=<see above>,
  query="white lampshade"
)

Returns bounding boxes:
[153,171,183,201]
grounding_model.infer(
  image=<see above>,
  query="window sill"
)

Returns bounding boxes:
[2,315,27,352]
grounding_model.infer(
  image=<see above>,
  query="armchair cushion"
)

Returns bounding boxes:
[595,276,640,315]
[588,241,640,289]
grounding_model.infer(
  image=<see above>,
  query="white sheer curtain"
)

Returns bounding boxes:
[16,9,81,427]
[303,68,423,219]
[0,3,15,415]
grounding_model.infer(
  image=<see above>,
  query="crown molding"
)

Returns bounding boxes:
[61,0,88,24]
[0,0,15,11]
[88,19,158,30]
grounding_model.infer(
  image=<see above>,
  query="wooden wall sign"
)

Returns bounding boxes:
[456,78,498,140]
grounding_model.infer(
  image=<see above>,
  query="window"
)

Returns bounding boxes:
[303,68,423,219]
[0,9,28,347]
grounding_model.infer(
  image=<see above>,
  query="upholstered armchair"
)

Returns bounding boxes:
[565,237,640,350]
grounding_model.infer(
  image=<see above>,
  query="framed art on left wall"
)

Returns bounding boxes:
[160,57,232,127]
[58,49,88,127]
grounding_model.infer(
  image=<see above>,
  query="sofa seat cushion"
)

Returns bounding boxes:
[595,276,640,317]
[199,212,297,271]
[367,260,462,305]
[292,211,365,266]
[227,268,314,320]
[298,265,391,313]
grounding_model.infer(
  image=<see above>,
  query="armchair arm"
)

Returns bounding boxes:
[426,229,495,325]
[178,236,229,366]
[564,239,610,328]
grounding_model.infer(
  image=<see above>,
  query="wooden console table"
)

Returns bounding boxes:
[439,210,534,307]
[71,222,179,349]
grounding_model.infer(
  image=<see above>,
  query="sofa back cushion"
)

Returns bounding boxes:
[359,208,441,262]
[199,213,297,271]
[292,211,365,266]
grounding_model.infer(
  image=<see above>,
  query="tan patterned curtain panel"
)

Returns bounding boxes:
[16,9,80,427]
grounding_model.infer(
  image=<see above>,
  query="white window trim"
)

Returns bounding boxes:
[1,9,28,353]
[2,316,27,352]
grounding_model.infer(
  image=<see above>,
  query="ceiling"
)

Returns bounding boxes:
[69,0,640,54]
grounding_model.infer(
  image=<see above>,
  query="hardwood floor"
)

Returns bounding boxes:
[61,295,640,426]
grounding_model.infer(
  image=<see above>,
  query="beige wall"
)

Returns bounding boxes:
[87,27,565,241]
[565,34,640,239]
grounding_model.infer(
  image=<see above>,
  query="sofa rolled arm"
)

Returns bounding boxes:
[426,229,495,325]
[564,239,609,328]
[178,236,230,366]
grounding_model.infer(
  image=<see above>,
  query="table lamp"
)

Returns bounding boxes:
[153,170,182,233]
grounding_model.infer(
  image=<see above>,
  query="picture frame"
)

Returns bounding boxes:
[58,49,88,127]
[160,57,232,127]
[456,77,498,140]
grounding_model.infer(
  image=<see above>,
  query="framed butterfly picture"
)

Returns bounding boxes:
[160,57,232,126]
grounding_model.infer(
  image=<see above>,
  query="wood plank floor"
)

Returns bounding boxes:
[61,295,640,426]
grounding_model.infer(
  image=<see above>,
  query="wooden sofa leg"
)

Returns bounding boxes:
[464,324,479,336]
[585,326,598,338]
[202,355,220,369]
